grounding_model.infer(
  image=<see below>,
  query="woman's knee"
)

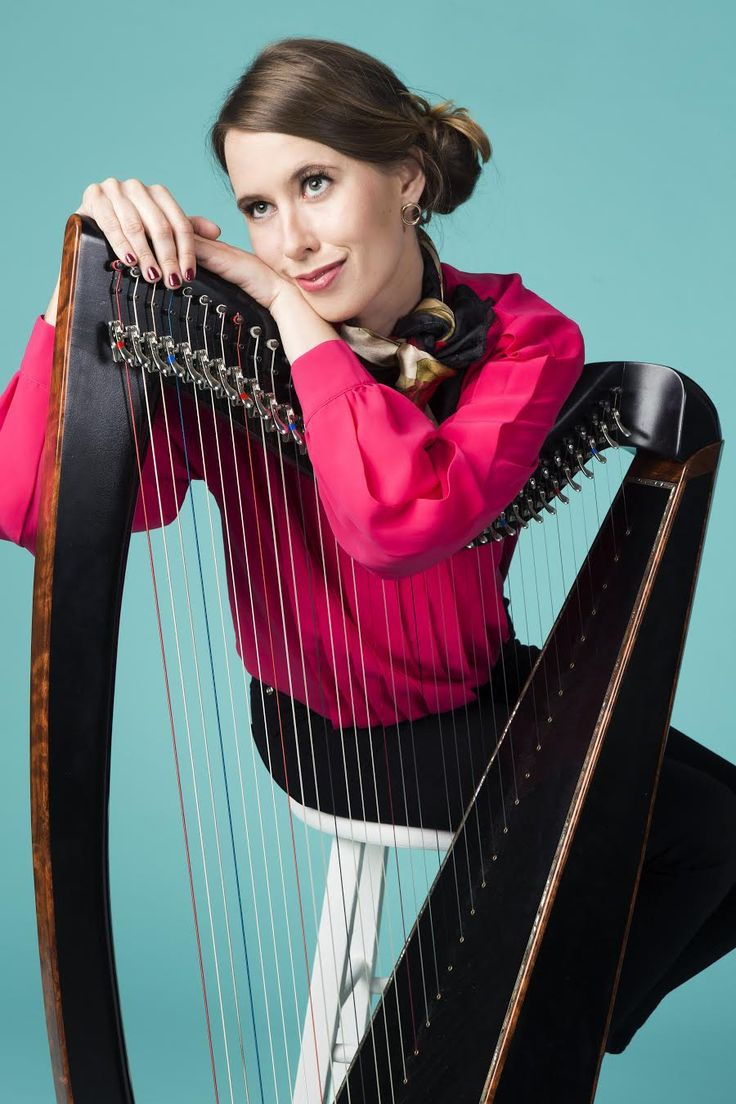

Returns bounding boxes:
[645,757,736,878]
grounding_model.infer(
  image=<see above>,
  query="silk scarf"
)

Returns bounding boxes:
[338,227,497,425]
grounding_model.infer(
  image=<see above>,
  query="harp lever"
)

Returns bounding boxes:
[612,407,632,437]
[563,464,582,490]
[286,406,307,452]
[180,343,208,388]
[251,381,276,428]
[601,421,619,449]
[511,503,529,528]
[269,397,292,437]
[146,333,177,377]
[551,477,570,505]
[213,359,242,404]
[107,320,139,370]
[526,496,544,523]
[195,349,224,396]
[588,435,607,463]
[575,450,595,479]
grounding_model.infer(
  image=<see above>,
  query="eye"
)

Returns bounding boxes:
[244,171,333,221]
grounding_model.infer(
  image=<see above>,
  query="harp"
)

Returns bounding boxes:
[30,214,722,1103]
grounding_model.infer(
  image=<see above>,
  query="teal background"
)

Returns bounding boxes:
[1,0,735,1100]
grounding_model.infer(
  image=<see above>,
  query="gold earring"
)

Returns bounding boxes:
[401,202,423,226]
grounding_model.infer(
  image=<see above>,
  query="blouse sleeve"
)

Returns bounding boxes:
[0,315,56,553]
[287,271,585,578]
[0,314,199,555]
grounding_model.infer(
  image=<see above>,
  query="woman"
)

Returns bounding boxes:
[1,35,734,1059]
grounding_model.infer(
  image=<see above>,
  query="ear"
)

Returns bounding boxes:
[396,146,427,206]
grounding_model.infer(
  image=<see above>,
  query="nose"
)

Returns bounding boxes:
[280,203,320,264]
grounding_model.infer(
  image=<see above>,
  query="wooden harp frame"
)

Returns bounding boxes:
[30,215,723,1103]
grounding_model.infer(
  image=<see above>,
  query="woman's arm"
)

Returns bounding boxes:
[44,271,61,327]
[0,315,57,552]
[287,271,585,578]
[0,312,201,555]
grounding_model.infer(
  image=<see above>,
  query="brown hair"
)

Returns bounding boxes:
[207,36,492,226]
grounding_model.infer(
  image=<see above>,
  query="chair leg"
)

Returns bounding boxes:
[332,841,387,1066]
[292,838,388,1104]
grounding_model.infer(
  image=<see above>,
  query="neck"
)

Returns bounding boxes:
[353,231,425,334]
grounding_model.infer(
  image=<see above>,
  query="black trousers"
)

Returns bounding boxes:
[250,637,736,1053]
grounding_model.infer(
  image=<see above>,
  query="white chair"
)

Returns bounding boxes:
[289,799,453,1104]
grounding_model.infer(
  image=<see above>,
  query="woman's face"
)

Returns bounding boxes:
[223,130,427,332]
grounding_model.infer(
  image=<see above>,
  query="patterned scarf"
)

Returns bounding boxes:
[338,228,497,426]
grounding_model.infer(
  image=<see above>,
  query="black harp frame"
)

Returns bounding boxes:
[30,215,723,1103]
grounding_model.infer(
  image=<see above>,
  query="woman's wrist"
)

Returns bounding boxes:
[269,283,341,364]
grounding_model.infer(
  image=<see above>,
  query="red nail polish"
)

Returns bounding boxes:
[184,268,194,282]
[168,272,181,288]
[147,266,160,281]
[125,252,136,265]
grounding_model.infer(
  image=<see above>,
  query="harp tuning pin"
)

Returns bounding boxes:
[182,287,194,299]
[250,325,262,337]
[216,303,227,316]
[199,293,211,305]
[233,312,244,325]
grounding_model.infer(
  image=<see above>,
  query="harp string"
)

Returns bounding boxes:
[183,302,324,1099]
[231,307,395,1099]
[287,464,389,1099]
[218,324,344,1102]
[110,260,634,1101]
[113,270,223,1099]
[172,323,277,1100]
[252,347,375,1100]
[137,344,244,1101]
[127,271,302,1099]
[169,373,274,1100]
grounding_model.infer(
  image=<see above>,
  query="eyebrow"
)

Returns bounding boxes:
[235,162,338,212]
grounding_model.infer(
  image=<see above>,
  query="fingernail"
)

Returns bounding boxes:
[184,267,194,282]
[168,272,181,288]
[147,266,160,281]
[125,252,137,265]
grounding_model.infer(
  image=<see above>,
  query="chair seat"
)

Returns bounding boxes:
[288,796,454,851]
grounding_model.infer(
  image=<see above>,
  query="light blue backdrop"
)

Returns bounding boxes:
[1,1,734,1100]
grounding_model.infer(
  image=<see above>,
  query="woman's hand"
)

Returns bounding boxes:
[75,177,289,311]
[75,177,221,290]
[191,232,290,312]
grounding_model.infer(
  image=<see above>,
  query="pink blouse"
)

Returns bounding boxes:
[0,264,585,728]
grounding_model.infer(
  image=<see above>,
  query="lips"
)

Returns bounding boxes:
[294,259,346,293]
[296,260,344,282]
